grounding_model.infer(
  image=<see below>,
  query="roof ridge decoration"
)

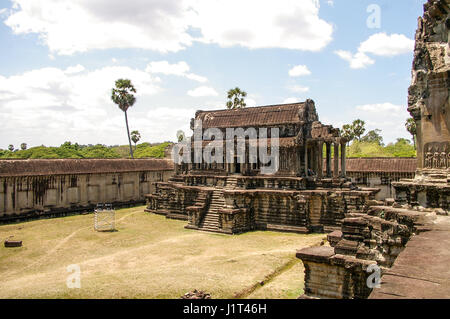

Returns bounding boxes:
[192,99,319,129]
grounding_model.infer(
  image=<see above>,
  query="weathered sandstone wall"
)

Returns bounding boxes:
[0,159,173,223]
[408,0,450,171]
[297,205,432,299]
[394,0,450,209]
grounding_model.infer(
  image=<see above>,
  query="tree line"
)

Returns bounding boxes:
[0,142,171,159]
[341,118,416,149]
[340,119,416,158]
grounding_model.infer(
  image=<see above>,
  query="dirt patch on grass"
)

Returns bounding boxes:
[0,207,323,298]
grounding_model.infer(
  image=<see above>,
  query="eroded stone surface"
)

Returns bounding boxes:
[297,1,450,299]
[296,206,426,299]
[370,218,450,299]
[0,159,174,223]
[394,0,450,211]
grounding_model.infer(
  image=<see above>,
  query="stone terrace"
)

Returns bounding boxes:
[370,216,450,299]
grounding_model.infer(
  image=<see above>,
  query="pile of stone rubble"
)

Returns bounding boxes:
[181,290,211,299]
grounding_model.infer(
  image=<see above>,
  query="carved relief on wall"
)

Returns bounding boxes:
[423,142,450,169]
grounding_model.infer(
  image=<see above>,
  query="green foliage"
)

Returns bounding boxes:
[348,139,416,158]
[226,87,247,109]
[341,124,354,145]
[384,138,417,157]
[0,142,132,159]
[361,129,384,146]
[341,120,366,143]
[29,147,63,159]
[2,146,62,159]
[131,130,141,146]
[111,79,136,113]
[134,142,171,158]
[352,119,366,141]
[79,145,121,158]
[348,141,387,157]
[111,78,137,158]
[110,145,133,158]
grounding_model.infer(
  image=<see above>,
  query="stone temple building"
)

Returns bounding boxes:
[146,100,379,234]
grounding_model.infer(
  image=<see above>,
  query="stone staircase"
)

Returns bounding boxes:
[224,176,238,190]
[198,189,224,232]
[197,176,238,233]
[308,196,323,232]
[169,175,184,183]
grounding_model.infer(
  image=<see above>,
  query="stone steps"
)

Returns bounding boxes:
[224,177,238,190]
[198,190,224,232]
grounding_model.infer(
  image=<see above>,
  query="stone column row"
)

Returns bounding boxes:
[305,141,347,178]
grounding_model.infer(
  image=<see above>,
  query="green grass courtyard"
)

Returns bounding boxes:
[0,206,324,299]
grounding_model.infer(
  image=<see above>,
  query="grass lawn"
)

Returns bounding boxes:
[0,206,324,299]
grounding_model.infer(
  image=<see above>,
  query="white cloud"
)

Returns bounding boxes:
[5,0,195,55]
[4,0,333,55]
[0,65,162,147]
[289,85,310,93]
[335,33,414,69]
[359,33,414,57]
[288,65,311,77]
[355,102,404,114]
[335,50,375,69]
[283,97,301,104]
[327,0,334,6]
[187,86,218,97]
[64,64,85,74]
[146,61,207,83]
[192,0,333,51]
[246,98,257,107]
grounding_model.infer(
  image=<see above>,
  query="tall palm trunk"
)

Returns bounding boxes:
[124,111,134,158]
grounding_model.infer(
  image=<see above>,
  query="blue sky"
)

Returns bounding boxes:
[0,0,425,149]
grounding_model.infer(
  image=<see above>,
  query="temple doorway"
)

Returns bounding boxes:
[234,156,241,174]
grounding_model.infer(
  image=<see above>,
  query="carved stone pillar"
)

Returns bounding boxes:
[317,141,323,179]
[188,148,194,171]
[304,142,309,177]
[341,142,346,177]
[312,143,318,176]
[326,142,331,177]
[333,142,339,178]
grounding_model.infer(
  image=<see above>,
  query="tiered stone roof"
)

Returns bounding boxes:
[195,101,317,129]
[323,157,417,174]
[0,158,174,177]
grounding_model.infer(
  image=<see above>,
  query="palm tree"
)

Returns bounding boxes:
[405,118,417,149]
[20,143,27,150]
[130,130,141,150]
[111,79,136,158]
[341,124,355,146]
[352,119,366,141]
[226,87,247,109]
[176,130,186,142]
[8,144,14,152]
